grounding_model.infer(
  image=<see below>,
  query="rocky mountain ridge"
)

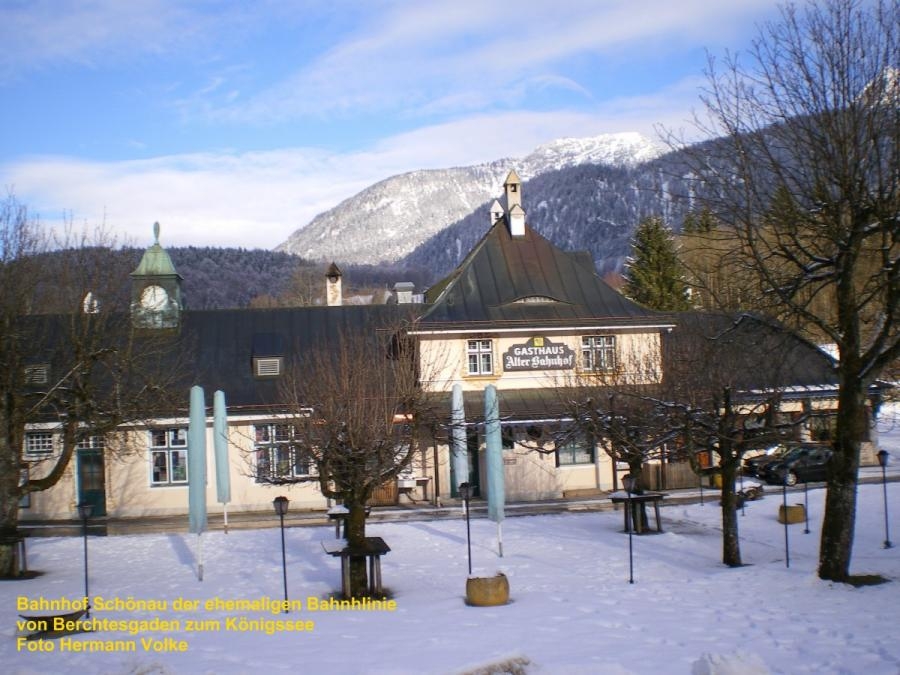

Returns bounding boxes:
[276,132,663,265]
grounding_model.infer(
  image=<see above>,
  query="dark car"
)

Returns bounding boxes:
[762,445,832,486]
[743,444,790,478]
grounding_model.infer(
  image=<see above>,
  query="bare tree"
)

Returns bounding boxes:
[280,321,432,598]
[0,196,183,577]
[670,0,899,581]
[551,338,676,531]
[563,392,673,493]
[678,212,766,313]
[660,313,812,567]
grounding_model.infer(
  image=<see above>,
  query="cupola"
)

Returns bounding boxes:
[130,222,183,328]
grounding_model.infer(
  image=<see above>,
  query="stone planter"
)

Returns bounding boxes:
[778,503,806,524]
[465,573,510,606]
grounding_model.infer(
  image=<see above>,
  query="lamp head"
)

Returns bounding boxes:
[273,496,289,516]
[77,503,93,520]
[622,474,636,493]
[458,482,472,501]
[877,449,889,468]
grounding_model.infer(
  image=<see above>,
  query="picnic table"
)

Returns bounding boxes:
[609,491,667,534]
[321,536,390,598]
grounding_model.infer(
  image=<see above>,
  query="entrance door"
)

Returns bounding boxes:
[77,449,106,516]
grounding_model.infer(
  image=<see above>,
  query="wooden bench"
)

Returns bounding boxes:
[322,536,390,598]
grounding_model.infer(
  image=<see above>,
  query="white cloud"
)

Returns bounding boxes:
[0,1,193,78]
[192,0,781,124]
[0,0,782,251]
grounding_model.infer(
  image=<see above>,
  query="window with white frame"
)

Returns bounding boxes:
[555,434,595,466]
[24,364,49,385]
[24,432,54,459]
[467,339,493,375]
[254,423,313,482]
[77,434,106,451]
[581,335,616,372]
[150,428,188,486]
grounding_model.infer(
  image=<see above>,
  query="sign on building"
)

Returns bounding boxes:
[502,337,575,371]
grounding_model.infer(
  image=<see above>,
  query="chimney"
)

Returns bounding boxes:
[490,199,504,225]
[508,204,526,237]
[325,262,342,307]
[393,282,415,304]
[503,170,525,236]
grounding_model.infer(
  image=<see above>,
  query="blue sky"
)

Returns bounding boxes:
[0,0,782,250]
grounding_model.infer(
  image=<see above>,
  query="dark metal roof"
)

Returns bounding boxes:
[466,387,585,423]
[179,304,417,411]
[22,304,418,419]
[419,219,670,330]
[662,312,840,396]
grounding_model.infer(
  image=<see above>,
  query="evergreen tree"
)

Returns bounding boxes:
[623,217,690,311]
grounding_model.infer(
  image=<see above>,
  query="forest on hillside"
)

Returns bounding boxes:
[31,246,434,311]
[400,156,700,279]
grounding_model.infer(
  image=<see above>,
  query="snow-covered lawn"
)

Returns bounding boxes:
[2,479,898,675]
[4,405,900,675]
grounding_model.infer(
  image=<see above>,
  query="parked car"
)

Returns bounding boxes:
[762,445,833,486]
[743,444,790,478]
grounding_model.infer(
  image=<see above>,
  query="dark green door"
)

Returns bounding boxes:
[77,449,106,516]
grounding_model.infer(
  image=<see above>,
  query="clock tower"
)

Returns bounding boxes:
[131,222,183,329]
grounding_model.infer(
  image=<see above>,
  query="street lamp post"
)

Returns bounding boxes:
[622,474,636,584]
[781,477,790,568]
[459,483,473,575]
[76,503,93,618]
[273,496,290,612]
[803,479,810,534]
[877,450,892,549]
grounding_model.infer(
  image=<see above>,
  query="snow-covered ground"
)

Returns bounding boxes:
[3,415,899,675]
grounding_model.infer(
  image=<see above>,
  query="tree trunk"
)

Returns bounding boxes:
[343,500,369,598]
[818,372,866,582]
[720,453,742,567]
[0,395,23,578]
[0,494,20,578]
[626,460,649,531]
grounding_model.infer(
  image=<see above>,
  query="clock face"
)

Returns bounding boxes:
[140,285,169,311]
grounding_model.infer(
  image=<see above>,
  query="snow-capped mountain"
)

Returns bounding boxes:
[275,132,663,265]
